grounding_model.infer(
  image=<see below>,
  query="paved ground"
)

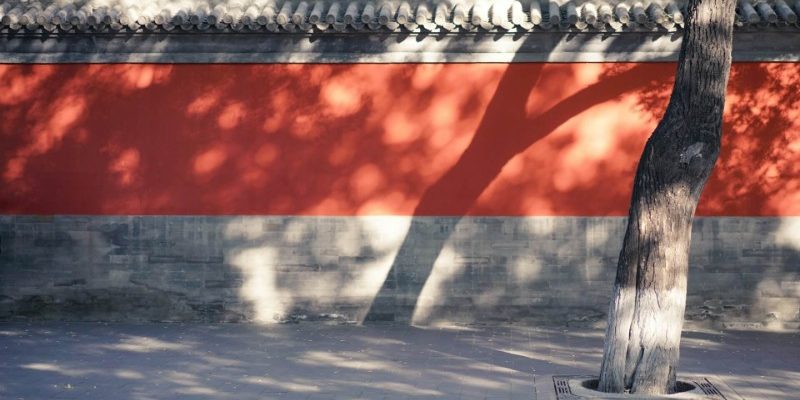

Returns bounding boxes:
[0,322,798,400]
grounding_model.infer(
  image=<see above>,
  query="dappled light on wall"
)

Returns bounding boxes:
[704,63,800,216]
[229,246,286,324]
[0,63,798,217]
[223,216,409,323]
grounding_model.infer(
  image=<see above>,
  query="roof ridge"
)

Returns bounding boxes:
[0,0,798,33]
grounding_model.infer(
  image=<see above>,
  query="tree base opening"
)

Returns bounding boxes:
[535,375,741,400]
[580,379,697,395]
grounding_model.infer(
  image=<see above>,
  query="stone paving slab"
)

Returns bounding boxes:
[0,323,798,400]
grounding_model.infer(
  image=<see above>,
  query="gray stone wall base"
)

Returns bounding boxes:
[0,216,798,328]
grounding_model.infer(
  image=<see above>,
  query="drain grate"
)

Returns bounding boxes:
[554,376,571,395]
[696,379,726,397]
[551,376,583,400]
[550,375,731,399]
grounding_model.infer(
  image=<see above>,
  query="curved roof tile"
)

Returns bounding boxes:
[0,0,798,33]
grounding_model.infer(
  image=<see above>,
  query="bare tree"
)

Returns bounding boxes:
[597,1,737,395]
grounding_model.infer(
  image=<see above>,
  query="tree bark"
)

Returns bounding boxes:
[597,1,736,395]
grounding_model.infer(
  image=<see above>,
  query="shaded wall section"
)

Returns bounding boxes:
[0,63,798,327]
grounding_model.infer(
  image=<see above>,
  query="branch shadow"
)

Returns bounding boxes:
[365,61,670,325]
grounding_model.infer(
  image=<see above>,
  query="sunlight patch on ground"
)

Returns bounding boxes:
[98,335,193,353]
[113,369,145,380]
[297,351,398,371]
[366,381,442,396]
[21,363,98,378]
[242,376,322,393]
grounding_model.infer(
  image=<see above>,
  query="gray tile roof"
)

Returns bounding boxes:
[0,0,798,34]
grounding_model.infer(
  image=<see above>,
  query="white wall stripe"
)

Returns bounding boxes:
[2,31,800,63]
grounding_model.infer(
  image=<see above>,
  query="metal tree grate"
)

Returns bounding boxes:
[550,375,730,400]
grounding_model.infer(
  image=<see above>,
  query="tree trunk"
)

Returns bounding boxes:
[597,1,736,395]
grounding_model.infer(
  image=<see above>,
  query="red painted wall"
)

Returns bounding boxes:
[1,63,797,216]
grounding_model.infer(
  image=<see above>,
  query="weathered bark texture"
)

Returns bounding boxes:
[597,0,736,395]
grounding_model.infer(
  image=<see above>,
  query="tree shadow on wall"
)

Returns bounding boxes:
[363,61,675,325]
[364,53,800,327]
